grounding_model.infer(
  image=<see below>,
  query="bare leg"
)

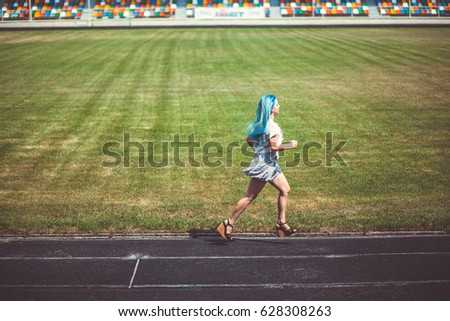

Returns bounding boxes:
[269,173,291,227]
[228,178,267,229]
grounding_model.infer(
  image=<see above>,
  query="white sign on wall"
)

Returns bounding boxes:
[195,7,266,19]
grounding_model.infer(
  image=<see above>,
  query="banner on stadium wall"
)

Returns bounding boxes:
[195,7,265,19]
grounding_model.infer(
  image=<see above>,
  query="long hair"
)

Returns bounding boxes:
[246,94,277,138]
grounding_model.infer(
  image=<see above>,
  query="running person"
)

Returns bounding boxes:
[217,94,299,241]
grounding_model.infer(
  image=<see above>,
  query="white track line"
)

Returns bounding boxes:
[128,259,140,289]
[0,280,449,289]
[0,233,448,241]
[0,252,449,260]
[133,280,450,289]
[0,284,128,289]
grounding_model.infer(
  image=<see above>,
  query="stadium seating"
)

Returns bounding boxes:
[280,0,368,16]
[92,0,176,18]
[185,0,271,18]
[1,0,84,19]
[1,0,28,19]
[376,0,450,16]
[0,0,175,19]
[2,0,449,19]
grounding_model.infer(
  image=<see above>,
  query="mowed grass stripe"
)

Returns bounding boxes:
[0,28,449,234]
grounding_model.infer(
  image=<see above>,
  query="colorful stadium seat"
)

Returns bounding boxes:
[2,0,31,19]
[185,0,271,18]
[1,0,84,19]
[376,0,450,16]
[0,0,176,19]
[280,0,368,16]
[92,0,176,18]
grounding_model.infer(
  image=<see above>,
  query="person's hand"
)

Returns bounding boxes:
[290,140,298,149]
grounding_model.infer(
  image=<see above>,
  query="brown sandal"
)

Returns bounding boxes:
[276,221,297,237]
[217,219,234,241]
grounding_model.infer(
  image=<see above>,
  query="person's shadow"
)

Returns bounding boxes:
[188,229,290,246]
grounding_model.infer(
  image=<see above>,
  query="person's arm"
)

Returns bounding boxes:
[246,136,255,148]
[269,135,298,151]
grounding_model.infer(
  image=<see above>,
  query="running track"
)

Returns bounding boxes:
[0,234,449,300]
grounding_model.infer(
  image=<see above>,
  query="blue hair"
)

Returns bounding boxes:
[246,94,277,138]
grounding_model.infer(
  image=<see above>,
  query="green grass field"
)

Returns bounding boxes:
[0,28,449,234]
